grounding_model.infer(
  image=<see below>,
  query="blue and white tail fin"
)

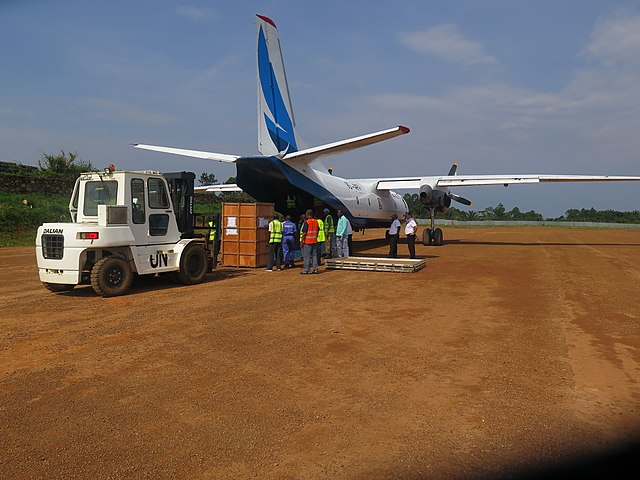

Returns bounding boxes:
[256,14,299,157]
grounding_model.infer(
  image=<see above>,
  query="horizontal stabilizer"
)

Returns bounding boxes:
[195,184,243,193]
[282,126,410,164]
[132,144,240,163]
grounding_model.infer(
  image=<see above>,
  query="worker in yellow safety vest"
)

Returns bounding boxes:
[266,214,283,271]
[316,217,325,266]
[208,220,216,242]
[323,208,336,258]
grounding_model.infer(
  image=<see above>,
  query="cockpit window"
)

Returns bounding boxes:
[83,180,118,216]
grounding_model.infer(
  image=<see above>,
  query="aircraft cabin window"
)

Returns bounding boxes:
[356,196,359,205]
[368,198,371,206]
[377,198,383,209]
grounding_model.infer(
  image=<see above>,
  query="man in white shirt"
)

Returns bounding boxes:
[388,213,401,258]
[404,212,418,259]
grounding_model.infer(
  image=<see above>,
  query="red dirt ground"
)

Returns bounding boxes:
[1,226,639,479]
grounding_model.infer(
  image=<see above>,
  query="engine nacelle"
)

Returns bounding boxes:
[419,184,451,212]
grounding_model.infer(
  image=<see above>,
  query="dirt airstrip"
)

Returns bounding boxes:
[1,226,640,479]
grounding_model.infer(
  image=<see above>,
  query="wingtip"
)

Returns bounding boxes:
[256,14,277,29]
[398,125,410,134]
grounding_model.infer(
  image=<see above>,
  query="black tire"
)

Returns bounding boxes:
[91,256,133,297]
[433,228,444,246]
[43,282,75,293]
[422,229,433,246]
[176,243,208,285]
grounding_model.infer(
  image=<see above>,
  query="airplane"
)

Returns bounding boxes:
[133,14,640,246]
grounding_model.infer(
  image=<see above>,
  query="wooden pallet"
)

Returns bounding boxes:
[324,256,426,273]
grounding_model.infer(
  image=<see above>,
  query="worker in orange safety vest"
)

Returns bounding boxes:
[300,209,319,274]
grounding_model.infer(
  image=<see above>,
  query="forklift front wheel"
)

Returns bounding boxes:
[176,244,208,285]
[91,256,133,297]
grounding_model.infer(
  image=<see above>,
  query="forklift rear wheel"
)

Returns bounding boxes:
[43,282,75,293]
[91,256,133,297]
[176,244,208,285]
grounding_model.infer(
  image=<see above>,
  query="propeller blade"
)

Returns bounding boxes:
[448,162,458,176]
[449,192,474,206]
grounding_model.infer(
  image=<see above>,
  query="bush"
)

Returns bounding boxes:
[0,192,70,247]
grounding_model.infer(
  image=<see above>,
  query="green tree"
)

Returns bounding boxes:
[198,172,218,186]
[38,150,93,177]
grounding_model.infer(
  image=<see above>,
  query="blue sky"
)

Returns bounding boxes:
[2,0,640,216]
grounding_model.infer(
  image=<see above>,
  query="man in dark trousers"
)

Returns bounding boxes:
[388,213,401,258]
[404,212,418,259]
[266,213,283,271]
[300,209,320,274]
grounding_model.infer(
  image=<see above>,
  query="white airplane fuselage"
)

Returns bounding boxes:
[235,155,409,228]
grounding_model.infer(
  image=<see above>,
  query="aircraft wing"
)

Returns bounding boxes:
[194,184,243,192]
[282,126,410,165]
[131,144,240,163]
[376,174,640,190]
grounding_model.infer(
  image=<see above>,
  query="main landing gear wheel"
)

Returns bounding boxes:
[91,256,133,297]
[43,282,75,293]
[432,228,444,246]
[422,229,432,246]
[176,243,208,285]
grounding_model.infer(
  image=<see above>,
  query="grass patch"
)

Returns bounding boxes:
[0,192,71,247]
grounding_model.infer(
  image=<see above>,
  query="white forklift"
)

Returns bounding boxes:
[36,166,219,297]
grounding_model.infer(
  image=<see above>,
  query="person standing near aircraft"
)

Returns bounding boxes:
[388,213,401,258]
[404,212,418,259]
[300,209,319,274]
[281,214,297,268]
[316,216,325,266]
[336,209,350,257]
[266,214,283,271]
[323,208,336,258]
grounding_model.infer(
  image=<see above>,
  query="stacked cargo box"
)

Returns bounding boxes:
[221,202,274,268]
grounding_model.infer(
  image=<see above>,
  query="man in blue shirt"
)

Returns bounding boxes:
[281,214,297,268]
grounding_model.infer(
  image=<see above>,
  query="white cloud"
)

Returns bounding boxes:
[176,5,218,23]
[399,24,498,67]
[582,14,640,66]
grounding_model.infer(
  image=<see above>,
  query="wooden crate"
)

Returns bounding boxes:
[325,256,426,273]
[221,202,274,268]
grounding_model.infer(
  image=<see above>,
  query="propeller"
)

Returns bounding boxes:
[448,192,474,206]
[447,163,474,206]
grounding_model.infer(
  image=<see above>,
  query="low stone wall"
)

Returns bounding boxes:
[0,173,76,196]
